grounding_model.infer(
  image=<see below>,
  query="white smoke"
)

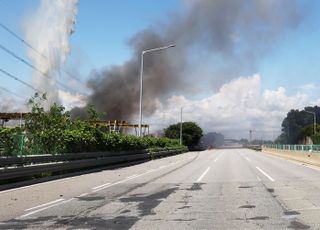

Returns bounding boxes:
[24,0,79,108]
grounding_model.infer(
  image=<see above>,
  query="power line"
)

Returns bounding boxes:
[0,85,26,100]
[0,43,76,93]
[0,21,84,84]
[0,22,46,59]
[0,68,43,94]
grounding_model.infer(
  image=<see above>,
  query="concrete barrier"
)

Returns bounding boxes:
[262,148,320,167]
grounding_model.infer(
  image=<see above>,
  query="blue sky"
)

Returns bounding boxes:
[1,0,320,98]
[1,0,320,139]
[0,0,180,97]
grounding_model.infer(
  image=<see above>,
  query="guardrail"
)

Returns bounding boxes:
[0,147,187,183]
[264,144,320,152]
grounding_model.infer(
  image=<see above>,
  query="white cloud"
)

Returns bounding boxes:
[145,74,310,140]
[0,95,28,113]
[297,83,319,90]
[58,90,87,111]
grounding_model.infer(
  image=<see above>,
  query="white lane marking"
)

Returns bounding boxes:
[19,198,74,219]
[78,193,89,197]
[93,157,192,192]
[19,155,195,218]
[0,176,77,195]
[24,198,65,212]
[0,153,194,195]
[294,207,320,211]
[214,157,219,162]
[127,174,138,179]
[256,176,261,181]
[197,167,210,182]
[92,183,111,190]
[244,157,251,162]
[256,167,275,182]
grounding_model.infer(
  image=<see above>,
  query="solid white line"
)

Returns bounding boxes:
[0,176,76,195]
[127,174,138,179]
[256,167,275,182]
[17,156,194,218]
[24,198,65,212]
[92,182,111,190]
[93,159,188,192]
[19,198,74,219]
[197,167,210,182]
[78,193,89,197]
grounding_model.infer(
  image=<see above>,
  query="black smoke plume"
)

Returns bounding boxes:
[72,0,301,121]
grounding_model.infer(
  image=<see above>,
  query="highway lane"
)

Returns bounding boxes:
[1,149,320,229]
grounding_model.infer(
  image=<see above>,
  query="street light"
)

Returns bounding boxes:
[303,110,317,135]
[180,107,183,146]
[138,44,175,137]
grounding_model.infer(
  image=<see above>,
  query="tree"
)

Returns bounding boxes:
[25,93,72,154]
[277,106,320,144]
[300,124,320,144]
[164,122,203,149]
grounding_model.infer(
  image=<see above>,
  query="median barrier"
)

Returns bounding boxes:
[0,147,188,184]
[262,147,320,167]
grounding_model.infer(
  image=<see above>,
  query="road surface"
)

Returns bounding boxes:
[1,149,320,229]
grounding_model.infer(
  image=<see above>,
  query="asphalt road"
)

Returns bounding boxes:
[1,149,320,229]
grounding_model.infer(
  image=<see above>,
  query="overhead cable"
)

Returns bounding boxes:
[0,21,84,84]
[0,85,26,100]
[0,68,43,94]
[0,43,76,93]
[0,22,46,59]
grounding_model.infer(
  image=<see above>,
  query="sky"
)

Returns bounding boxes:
[1,0,320,140]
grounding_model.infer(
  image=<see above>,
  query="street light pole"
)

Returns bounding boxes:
[303,110,317,135]
[138,44,175,137]
[180,107,183,146]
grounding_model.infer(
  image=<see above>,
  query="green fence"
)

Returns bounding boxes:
[264,144,320,152]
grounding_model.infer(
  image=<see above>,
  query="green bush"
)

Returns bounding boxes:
[0,93,186,156]
[0,127,24,156]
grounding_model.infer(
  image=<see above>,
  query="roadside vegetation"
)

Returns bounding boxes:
[0,93,183,156]
[164,122,203,150]
[275,106,320,144]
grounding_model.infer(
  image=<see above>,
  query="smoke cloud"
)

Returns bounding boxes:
[24,0,78,108]
[73,0,302,121]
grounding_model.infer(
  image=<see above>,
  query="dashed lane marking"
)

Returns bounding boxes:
[197,167,210,182]
[24,198,65,212]
[256,167,275,182]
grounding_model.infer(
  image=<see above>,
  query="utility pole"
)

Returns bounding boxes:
[249,130,252,144]
[180,107,183,146]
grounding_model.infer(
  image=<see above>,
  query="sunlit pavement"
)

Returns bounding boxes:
[1,149,320,229]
